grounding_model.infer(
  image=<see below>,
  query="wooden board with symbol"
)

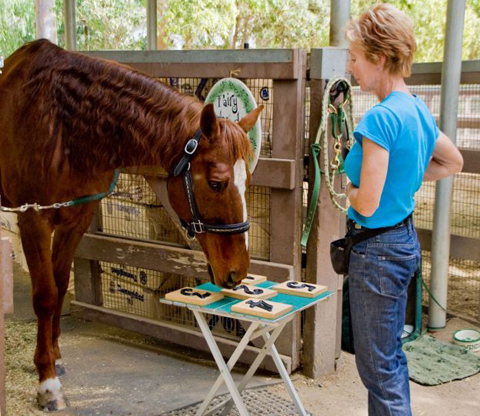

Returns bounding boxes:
[272,281,328,298]
[165,287,224,306]
[231,298,292,319]
[241,273,267,285]
[220,284,277,300]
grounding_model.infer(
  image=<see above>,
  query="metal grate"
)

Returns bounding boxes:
[159,387,313,416]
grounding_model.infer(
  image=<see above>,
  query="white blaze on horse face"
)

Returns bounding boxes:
[233,159,248,250]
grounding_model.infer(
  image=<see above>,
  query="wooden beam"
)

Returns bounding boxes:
[416,228,480,262]
[75,233,295,281]
[269,53,307,370]
[303,78,343,378]
[349,60,480,85]
[460,149,480,174]
[0,235,12,416]
[70,301,292,374]
[251,158,296,190]
[122,157,297,190]
[81,49,304,80]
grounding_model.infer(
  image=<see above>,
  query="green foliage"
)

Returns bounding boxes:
[0,0,36,57]
[353,0,480,63]
[1,0,479,63]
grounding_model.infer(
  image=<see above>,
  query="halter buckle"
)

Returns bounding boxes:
[191,221,205,234]
[184,138,198,155]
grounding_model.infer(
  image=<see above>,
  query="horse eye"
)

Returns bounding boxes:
[208,181,224,192]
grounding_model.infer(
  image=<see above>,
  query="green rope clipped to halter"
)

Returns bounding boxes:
[301,76,355,248]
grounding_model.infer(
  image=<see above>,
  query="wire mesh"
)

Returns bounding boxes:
[421,251,480,320]
[99,261,247,339]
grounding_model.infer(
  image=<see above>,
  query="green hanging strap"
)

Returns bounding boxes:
[69,169,121,206]
[301,142,322,247]
[301,76,355,248]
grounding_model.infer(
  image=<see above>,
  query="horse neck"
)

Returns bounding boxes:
[38,46,203,175]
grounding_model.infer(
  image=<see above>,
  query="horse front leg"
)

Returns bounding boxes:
[51,206,96,379]
[17,212,69,411]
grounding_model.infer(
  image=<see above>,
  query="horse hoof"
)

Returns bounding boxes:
[55,363,67,378]
[44,397,69,412]
[37,378,69,412]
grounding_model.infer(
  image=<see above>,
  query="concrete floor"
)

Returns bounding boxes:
[7,262,278,416]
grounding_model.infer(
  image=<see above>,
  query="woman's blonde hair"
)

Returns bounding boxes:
[345,3,416,77]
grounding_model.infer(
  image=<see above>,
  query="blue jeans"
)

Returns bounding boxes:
[348,216,421,416]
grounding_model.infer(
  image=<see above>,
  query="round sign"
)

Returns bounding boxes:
[205,78,262,172]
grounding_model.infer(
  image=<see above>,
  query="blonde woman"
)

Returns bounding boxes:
[344,4,463,415]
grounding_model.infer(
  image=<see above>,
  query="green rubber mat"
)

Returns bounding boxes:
[403,335,480,386]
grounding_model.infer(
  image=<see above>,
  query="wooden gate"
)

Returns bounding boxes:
[72,49,307,373]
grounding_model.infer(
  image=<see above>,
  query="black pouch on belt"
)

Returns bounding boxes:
[330,224,395,275]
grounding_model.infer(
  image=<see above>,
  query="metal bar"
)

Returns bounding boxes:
[192,310,250,416]
[220,322,289,416]
[428,0,466,331]
[196,319,260,416]
[35,0,58,43]
[330,0,351,48]
[262,332,308,416]
[64,0,76,51]
[146,0,157,50]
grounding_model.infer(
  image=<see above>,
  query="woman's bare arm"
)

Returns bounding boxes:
[347,138,388,217]
[423,131,463,181]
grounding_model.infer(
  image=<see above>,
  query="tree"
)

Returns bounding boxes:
[0,0,36,57]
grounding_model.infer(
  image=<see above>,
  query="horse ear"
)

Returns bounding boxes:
[238,105,264,133]
[200,104,219,139]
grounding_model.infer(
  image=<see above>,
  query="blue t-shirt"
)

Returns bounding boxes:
[344,91,439,228]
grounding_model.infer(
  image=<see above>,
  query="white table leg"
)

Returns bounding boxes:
[196,315,260,416]
[193,310,250,416]
[220,321,288,416]
[263,332,308,416]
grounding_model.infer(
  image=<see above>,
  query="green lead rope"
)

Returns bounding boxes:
[69,169,121,206]
[301,76,355,248]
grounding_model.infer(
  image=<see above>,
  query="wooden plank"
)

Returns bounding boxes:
[416,228,480,263]
[70,301,292,374]
[349,60,480,85]
[75,233,295,281]
[251,158,296,190]
[81,49,304,80]
[303,78,344,378]
[268,52,307,369]
[460,149,480,174]
[0,233,7,416]
[0,239,13,314]
[73,258,103,305]
[125,158,296,190]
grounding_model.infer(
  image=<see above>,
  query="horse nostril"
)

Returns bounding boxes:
[226,272,236,288]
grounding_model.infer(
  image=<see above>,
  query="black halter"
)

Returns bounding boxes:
[172,129,250,240]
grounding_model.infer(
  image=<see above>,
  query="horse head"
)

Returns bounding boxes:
[168,104,263,289]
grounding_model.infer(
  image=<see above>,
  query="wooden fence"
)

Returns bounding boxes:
[72,48,309,374]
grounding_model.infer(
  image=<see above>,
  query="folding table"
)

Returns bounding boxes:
[160,281,333,416]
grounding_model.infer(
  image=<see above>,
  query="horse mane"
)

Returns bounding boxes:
[19,40,206,176]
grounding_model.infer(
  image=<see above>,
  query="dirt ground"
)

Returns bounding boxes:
[268,316,480,416]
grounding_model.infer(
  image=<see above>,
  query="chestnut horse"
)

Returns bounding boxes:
[0,39,262,411]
